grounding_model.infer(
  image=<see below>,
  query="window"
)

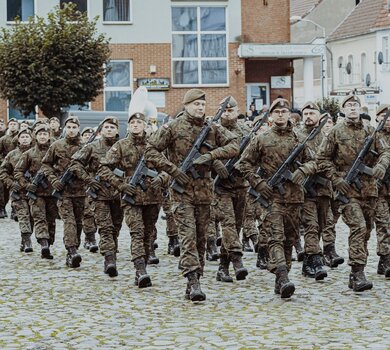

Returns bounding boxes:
[7,0,34,22]
[8,101,35,120]
[104,60,132,112]
[348,55,354,84]
[360,53,367,83]
[338,56,344,85]
[383,36,389,71]
[171,6,228,86]
[103,0,132,22]
[60,0,87,14]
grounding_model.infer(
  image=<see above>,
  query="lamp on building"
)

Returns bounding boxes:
[149,64,157,75]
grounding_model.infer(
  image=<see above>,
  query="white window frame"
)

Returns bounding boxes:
[338,56,344,86]
[171,4,229,87]
[7,100,37,121]
[245,83,270,111]
[103,59,133,112]
[6,0,36,24]
[102,0,133,24]
[348,54,354,84]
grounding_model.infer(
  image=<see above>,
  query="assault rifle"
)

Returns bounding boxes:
[122,156,158,205]
[10,171,31,200]
[213,113,269,194]
[27,172,48,201]
[249,116,328,208]
[86,168,125,199]
[171,96,232,194]
[335,111,390,204]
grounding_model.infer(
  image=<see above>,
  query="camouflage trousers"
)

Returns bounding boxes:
[0,180,9,209]
[124,204,159,261]
[172,202,210,277]
[162,195,177,237]
[83,197,97,235]
[242,193,267,248]
[215,191,246,258]
[57,197,85,249]
[301,196,331,255]
[95,199,123,254]
[374,196,390,256]
[207,197,220,239]
[265,202,301,273]
[321,198,340,247]
[30,196,57,244]
[340,198,376,266]
[11,197,33,234]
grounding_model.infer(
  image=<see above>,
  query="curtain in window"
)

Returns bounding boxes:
[104,0,130,21]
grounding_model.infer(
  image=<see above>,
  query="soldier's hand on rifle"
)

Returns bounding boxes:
[333,177,351,195]
[88,178,102,192]
[26,183,37,193]
[373,164,386,180]
[52,180,64,192]
[10,181,21,192]
[291,169,306,185]
[151,176,163,190]
[119,183,137,196]
[255,180,273,200]
[172,168,191,185]
[193,153,213,165]
[212,160,229,179]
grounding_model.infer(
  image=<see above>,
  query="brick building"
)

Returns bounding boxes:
[0,0,292,121]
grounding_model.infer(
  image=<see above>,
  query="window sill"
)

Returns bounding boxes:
[6,21,30,25]
[103,21,133,25]
[172,84,229,88]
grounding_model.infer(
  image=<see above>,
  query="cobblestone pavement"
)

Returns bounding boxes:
[0,204,389,349]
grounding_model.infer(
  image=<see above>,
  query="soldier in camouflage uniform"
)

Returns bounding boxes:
[0,119,6,138]
[14,124,58,259]
[98,112,167,287]
[317,95,390,292]
[373,104,390,278]
[41,116,85,268]
[145,89,239,302]
[163,192,180,256]
[212,97,249,282]
[49,117,61,141]
[0,129,33,252]
[0,118,19,218]
[237,98,316,298]
[70,117,123,277]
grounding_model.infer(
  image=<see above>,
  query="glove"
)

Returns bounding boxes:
[255,180,273,200]
[26,183,37,193]
[52,180,64,192]
[172,168,191,185]
[291,169,306,185]
[119,183,136,196]
[193,153,213,165]
[151,176,162,190]
[333,177,351,195]
[10,181,21,192]
[88,178,102,192]
[213,160,229,179]
[373,164,386,180]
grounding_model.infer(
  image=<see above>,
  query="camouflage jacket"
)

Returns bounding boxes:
[69,136,120,201]
[14,143,53,197]
[41,135,85,197]
[375,128,390,197]
[317,119,390,199]
[144,111,240,205]
[98,132,167,206]
[236,122,316,204]
[0,130,18,162]
[296,124,332,198]
[50,130,62,142]
[0,145,32,194]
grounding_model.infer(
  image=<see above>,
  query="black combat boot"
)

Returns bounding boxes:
[349,265,373,292]
[22,233,33,253]
[11,208,17,221]
[84,233,98,253]
[275,266,295,298]
[167,236,175,255]
[249,234,259,253]
[311,254,327,281]
[242,237,253,252]
[206,236,219,261]
[172,235,180,257]
[134,257,152,288]
[153,241,158,249]
[104,252,118,277]
[40,239,53,259]
[148,243,160,265]
[377,254,390,278]
[216,233,222,247]
[323,244,344,268]
[187,271,206,302]
[302,254,315,278]
[294,238,305,262]
[0,207,6,219]
[66,247,82,268]
[256,246,268,270]
[216,255,233,282]
[230,252,248,280]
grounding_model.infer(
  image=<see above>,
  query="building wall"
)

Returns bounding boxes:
[376,29,390,105]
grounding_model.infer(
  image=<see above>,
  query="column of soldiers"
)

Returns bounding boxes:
[0,90,389,303]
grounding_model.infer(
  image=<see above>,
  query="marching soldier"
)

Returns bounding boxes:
[145,89,239,301]
[49,117,61,141]
[14,124,58,259]
[41,116,85,268]
[317,95,390,292]
[237,98,316,298]
[69,116,123,276]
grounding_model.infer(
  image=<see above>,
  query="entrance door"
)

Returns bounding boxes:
[246,83,270,112]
